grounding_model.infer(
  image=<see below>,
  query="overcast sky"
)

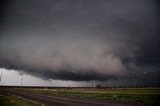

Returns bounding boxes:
[0,0,160,87]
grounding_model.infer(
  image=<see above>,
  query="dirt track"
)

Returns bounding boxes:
[6,90,154,106]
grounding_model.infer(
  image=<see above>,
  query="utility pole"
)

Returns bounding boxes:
[133,80,136,88]
[21,78,23,88]
[0,70,2,83]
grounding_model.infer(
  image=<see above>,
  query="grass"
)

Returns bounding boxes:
[0,91,41,106]
[18,88,160,103]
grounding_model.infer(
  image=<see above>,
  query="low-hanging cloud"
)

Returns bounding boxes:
[0,0,160,83]
[0,34,125,81]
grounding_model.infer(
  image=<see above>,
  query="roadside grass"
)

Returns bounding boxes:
[0,91,41,106]
[21,88,160,103]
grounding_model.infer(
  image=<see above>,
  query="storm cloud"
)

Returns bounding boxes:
[0,0,160,84]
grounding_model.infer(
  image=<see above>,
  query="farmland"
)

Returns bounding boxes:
[1,87,159,106]
[19,87,160,103]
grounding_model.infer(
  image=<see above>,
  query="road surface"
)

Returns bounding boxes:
[6,90,154,106]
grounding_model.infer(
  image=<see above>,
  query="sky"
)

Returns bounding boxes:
[0,0,160,87]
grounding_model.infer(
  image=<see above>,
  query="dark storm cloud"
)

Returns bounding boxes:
[0,0,160,84]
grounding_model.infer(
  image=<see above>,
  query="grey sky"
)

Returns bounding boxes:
[0,0,160,86]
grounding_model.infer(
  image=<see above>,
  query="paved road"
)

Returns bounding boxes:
[7,91,153,106]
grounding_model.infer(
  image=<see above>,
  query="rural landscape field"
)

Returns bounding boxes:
[0,87,160,106]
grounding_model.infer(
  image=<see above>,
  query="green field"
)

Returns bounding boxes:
[0,91,41,106]
[17,87,160,103]
[1,87,160,105]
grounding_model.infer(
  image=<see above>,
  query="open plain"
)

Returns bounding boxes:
[1,87,160,106]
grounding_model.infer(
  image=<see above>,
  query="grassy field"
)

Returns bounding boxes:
[17,87,160,103]
[0,91,41,106]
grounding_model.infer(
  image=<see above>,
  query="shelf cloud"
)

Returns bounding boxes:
[0,0,160,84]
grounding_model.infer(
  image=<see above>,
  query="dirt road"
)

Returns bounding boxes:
[6,90,153,106]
